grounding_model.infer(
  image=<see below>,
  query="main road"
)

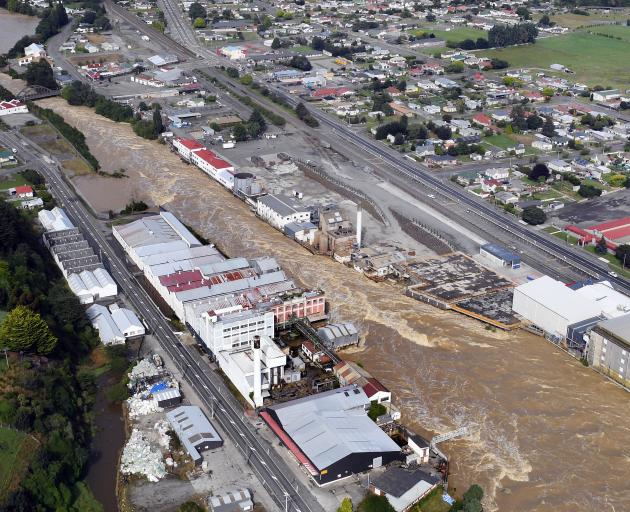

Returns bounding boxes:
[0,129,323,512]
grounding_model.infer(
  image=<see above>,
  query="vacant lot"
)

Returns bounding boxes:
[0,172,30,190]
[411,26,487,43]
[482,29,630,88]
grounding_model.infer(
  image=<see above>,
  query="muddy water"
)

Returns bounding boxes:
[85,373,125,512]
[39,99,630,512]
[0,10,39,54]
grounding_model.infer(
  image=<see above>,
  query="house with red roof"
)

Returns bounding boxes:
[0,99,28,117]
[311,87,353,99]
[362,377,391,404]
[11,185,34,198]
[472,113,492,128]
[565,216,630,251]
[386,86,402,97]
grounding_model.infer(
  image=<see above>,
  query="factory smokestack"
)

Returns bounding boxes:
[356,204,362,248]
[252,335,262,408]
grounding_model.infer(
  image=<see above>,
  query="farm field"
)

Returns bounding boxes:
[481,28,630,88]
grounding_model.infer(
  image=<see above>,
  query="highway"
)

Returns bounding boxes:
[0,129,323,512]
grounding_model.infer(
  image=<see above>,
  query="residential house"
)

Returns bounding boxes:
[472,113,492,128]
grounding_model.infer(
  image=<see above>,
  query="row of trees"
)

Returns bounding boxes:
[0,198,103,510]
[232,110,267,141]
[447,37,489,50]
[488,23,538,48]
[29,103,101,170]
[296,102,319,127]
[0,0,36,15]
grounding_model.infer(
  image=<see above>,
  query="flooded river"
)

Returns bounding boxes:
[38,99,630,512]
[0,9,38,54]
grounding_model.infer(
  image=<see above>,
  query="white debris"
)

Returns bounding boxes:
[127,394,163,418]
[128,358,160,388]
[154,419,171,449]
[120,429,167,482]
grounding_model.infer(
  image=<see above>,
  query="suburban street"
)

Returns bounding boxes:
[0,128,325,512]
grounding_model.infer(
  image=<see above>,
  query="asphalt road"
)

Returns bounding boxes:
[0,129,323,512]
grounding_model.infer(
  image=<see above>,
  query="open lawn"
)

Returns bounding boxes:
[0,173,29,190]
[481,28,630,88]
[585,246,630,278]
[411,487,451,512]
[483,133,517,149]
[547,11,630,29]
[412,26,487,43]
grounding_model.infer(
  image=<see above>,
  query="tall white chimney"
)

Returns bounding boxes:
[356,204,362,248]
[252,335,263,408]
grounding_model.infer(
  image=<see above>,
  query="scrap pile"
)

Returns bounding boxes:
[120,429,167,482]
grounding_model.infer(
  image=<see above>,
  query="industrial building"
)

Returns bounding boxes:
[256,194,311,231]
[513,276,630,343]
[38,207,117,303]
[86,303,145,345]
[113,211,325,405]
[479,243,521,269]
[165,406,223,464]
[217,335,286,407]
[587,314,630,388]
[261,385,402,485]
[317,322,359,349]
[369,466,440,512]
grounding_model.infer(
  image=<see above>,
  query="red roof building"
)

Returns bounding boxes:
[565,217,630,250]
[311,86,352,99]
[14,185,34,197]
[472,113,492,127]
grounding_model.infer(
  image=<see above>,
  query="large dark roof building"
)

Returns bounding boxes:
[261,385,402,485]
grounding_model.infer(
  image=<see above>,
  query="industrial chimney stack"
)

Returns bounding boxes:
[356,204,362,248]
[252,335,263,408]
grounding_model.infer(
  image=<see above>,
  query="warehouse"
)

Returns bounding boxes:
[166,406,223,464]
[261,385,402,485]
[38,207,74,232]
[512,276,602,340]
[256,194,311,231]
[587,314,630,389]
[317,322,359,349]
[479,243,521,269]
[86,303,145,345]
[153,388,182,408]
[67,268,118,302]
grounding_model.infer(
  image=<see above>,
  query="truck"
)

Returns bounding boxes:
[222,141,235,149]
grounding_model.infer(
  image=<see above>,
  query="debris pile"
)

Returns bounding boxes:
[128,358,161,389]
[120,429,167,482]
[127,394,163,418]
[154,419,171,449]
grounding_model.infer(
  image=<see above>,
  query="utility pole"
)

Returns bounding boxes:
[1,348,8,369]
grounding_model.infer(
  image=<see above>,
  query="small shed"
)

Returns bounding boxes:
[166,406,223,464]
[153,387,182,408]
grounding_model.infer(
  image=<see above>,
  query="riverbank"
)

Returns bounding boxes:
[0,9,39,54]
[27,95,630,512]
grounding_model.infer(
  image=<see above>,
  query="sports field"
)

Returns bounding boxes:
[482,27,630,88]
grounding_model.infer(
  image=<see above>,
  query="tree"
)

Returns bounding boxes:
[541,116,555,138]
[491,58,509,69]
[542,87,555,100]
[530,163,549,180]
[539,14,552,27]
[311,36,325,51]
[368,401,387,421]
[246,109,266,137]
[615,244,630,268]
[232,123,248,141]
[425,13,436,22]
[516,6,531,20]
[522,206,546,225]
[337,497,353,512]
[153,108,164,134]
[578,184,602,198]
[271,37,281,49]
[527,114,543,131]
[595,237,608,254]
[463,484,484,503]
[0,305,58,354]
[188,2,206,21]
[192,17,206,28]
[289,55,312,71]
[25,60,58,90]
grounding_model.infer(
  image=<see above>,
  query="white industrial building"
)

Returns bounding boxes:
[113,212,326,405]
[166,406,223,464]
[256,194,311,231]
[587,314,630,388]
[67,268,118,303]
[86,304,144,345]
[512,276,604,339]
[38,207,74,232]
[218,335,286,407]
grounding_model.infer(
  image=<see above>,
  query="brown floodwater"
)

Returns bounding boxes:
[0,9,39,54]
[38,99,630,512]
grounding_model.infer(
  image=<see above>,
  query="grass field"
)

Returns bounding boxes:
[483,133,517,149]
[411,26,487,43]
[411,487,451,512]
[481,28,630,88]
[547,11,630,29]
[0,173,29,191]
